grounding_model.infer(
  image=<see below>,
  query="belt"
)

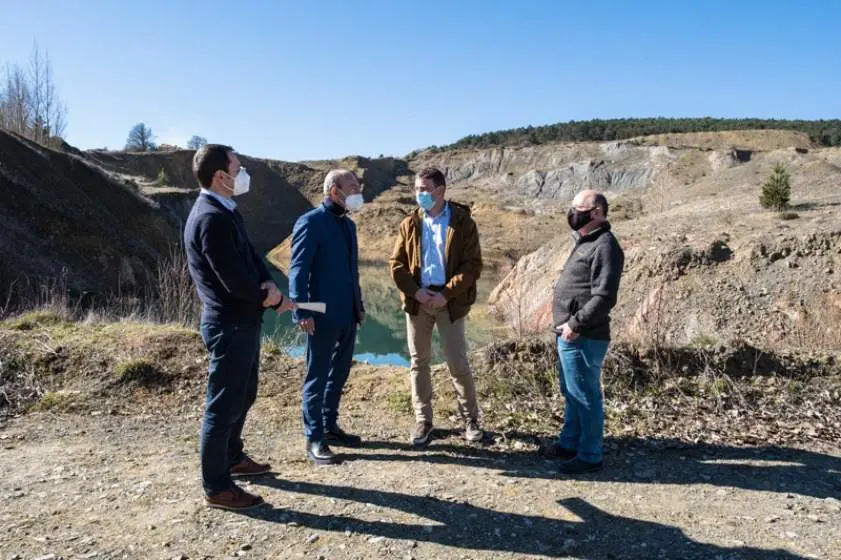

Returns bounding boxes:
[425,284,446,292]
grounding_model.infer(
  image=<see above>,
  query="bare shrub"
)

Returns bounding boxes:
[0,245,200,328]
[148,245,201,327]
[0,332,43,412]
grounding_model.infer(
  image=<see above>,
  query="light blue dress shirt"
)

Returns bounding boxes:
[420,202,450,287]
[200,188,237,212]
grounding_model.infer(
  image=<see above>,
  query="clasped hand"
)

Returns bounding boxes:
[558,322,579,342]
[415,288,447,309]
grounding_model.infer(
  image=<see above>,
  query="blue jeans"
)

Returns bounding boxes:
[302,323,357,442]
[199,321,261,495]
[556,335,610,463]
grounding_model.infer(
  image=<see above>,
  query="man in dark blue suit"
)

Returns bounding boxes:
[184,144,295,510]
[288,168,366,465]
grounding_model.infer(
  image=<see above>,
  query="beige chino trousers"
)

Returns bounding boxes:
[406,304,480,425]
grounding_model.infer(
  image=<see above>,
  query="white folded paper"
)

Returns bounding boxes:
[295,302,327,313]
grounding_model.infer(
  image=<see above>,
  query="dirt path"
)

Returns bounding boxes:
[1,401,840,560]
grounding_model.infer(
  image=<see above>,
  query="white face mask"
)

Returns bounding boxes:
[222,167,250,196]
[344,193,364,212]
[233,167,250,196]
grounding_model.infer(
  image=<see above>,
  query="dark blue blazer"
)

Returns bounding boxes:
[184,193,271,325]
[288,199,364,329]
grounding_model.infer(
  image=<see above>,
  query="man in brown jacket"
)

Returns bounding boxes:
[389,167,484,447]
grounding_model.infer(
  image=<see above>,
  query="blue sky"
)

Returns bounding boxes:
[1,0,839,161]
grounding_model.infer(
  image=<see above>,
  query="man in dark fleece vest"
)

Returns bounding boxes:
[184,144,295,511]
[549,188,624,475]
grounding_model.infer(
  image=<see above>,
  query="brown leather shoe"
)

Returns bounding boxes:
[205,485,265,511]
[230,456,271,477]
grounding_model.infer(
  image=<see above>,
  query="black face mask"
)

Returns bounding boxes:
[567,207,595,230]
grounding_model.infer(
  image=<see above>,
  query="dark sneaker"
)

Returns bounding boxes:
[307,440,339,465]
[558,457,603,475]
[324,425,362,447]
[230,456,271,477]
[205,485,265,511]
[464,420,483,443]
[541,442,577,461]
[410,422,433,447]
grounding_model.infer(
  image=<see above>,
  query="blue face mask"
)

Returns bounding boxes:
[416,191,435,210]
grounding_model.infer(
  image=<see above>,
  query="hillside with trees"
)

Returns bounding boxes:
[443,117,841,151]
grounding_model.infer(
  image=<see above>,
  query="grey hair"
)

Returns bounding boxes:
[323,169,355,196]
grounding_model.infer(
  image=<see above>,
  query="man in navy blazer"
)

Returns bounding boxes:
[288,168,366,465]
[184,144,295,511]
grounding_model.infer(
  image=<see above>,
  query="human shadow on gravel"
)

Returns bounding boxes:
[246,479,806,559]
[337,434,841,500]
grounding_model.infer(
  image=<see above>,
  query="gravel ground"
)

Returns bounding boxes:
[2,400,839,560]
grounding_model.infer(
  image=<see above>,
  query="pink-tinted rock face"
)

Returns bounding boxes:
[487,143,841,352]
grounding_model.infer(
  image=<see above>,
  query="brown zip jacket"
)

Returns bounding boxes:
[389,200,483,322]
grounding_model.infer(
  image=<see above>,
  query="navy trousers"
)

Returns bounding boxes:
[199,321,261,495]
[302,323,357,442]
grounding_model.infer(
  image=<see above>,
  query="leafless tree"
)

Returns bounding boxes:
[28,43,67,143]
[187,135,207,150]
[0,65,30,135]
[125,123,156,151]
[0,43,68,145]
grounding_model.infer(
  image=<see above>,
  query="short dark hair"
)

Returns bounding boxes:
[193,144,233,187]
[417,167,446,188]
[594,193,609,216]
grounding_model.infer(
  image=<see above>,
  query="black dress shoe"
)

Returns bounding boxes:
[558,457,603,474]
[541,442,577,460]
[307,440,339,465]
[324,425,362,447]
